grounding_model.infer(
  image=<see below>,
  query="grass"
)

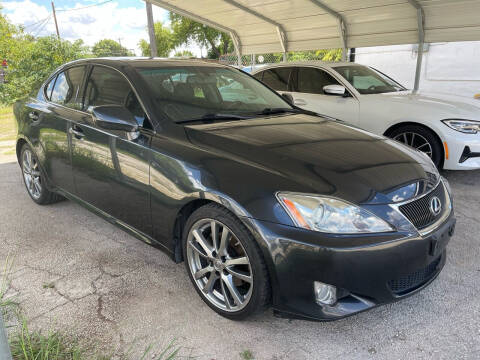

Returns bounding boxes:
[10,317,85,360]
[240,349,254,360]
[0,106,16,142]
[0,105,17,160]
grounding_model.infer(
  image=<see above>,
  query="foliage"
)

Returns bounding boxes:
[138,22,175,57]
[0,11,89,105]
[169,13,233,59]
[173,50,194,57]
[240,349,254,360]
[92,39,132,57]
[9,317,85,360]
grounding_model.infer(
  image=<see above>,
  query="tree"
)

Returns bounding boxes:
[174,50,194,57]
[138,22,174,57]
[0,12,89,105]
[92,39,132,57]
[169,13,233,59]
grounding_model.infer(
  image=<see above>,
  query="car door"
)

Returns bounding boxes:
[28,65,88,194]
[70,65,153,236]
[290,66,359,124]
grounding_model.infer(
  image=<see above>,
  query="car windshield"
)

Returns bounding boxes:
[136,66,293,123]
[333,65,406,94]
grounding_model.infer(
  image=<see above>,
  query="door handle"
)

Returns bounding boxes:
[69,126,85,139]
[28,111,39,121]
[294,99,307,106]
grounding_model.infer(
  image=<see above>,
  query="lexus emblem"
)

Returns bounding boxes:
[430,196,442,216]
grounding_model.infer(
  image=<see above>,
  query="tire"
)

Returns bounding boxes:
[20,143,63,205]
[388,125,443,168]
[182,203,270,320]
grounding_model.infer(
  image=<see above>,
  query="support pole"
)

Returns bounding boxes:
[408,0,425,92]
[146,1,158,57]
[51,1,60,39]
[0,311,12,360]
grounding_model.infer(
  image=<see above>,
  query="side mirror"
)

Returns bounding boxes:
[92,105,138,132]
[281,93,294,104]
[323,84,346,96]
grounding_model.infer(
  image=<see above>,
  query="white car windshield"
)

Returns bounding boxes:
[333,65,406,94]
[137,66,294,123]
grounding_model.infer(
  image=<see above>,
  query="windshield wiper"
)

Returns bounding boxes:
[176,113,251,124]
[258,108,302,115]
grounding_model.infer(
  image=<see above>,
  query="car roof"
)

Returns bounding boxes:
[60,57,232,70]
[250,61,364,73]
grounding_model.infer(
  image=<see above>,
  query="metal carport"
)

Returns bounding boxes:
[145,0,480,90]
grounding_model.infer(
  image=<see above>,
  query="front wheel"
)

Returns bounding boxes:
[20,144,63,205]
[388,125,443,168]
[183,203,270,320]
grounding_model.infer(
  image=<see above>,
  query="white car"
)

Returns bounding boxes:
[252,62,480,170]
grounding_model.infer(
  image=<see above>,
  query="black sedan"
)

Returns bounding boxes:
[14,58,455,321]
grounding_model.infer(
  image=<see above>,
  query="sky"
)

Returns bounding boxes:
[1,0,203,56]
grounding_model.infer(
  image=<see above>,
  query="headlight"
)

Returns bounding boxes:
[277,193,393,234]
[442,119,480,134]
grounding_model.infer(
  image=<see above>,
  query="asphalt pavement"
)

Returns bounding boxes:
[0,160,479,359]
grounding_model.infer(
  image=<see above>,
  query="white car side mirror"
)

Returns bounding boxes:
[323,84,346,96]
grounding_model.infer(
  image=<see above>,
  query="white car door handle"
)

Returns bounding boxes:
[294,99,307,106]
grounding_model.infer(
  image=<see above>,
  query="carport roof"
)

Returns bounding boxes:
[147,0,480,55]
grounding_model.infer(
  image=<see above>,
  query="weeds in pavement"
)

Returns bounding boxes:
[140,340,180,360]
[0,253,16,313]
[9,316,85,360]
[240,349,254,360]
[1,256,181,359]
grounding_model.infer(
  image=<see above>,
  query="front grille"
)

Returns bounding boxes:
[398,182,446,230]
[388,256,441,295]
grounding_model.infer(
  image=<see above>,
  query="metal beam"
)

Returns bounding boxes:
[408,0,425,92]
[146,0,242,59]
[223,0,288,56]
[146,1,158,57]
[309,0,347,61]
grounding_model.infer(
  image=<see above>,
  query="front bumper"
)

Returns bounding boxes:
[247,212,456,321]
[442,130,480,170]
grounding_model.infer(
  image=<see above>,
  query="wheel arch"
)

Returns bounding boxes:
[383,121,445,167]
[15,137,28,165]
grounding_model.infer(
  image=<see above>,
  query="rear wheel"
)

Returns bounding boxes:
[388,125,443,168]
[20,144,63,205]
[183,203,270,320]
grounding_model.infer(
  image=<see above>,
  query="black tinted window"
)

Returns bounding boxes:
[261,68,291,91]
[85,66,145,124]
[297,67,340,94]
[50,66,85,109]
[253,72,263,81]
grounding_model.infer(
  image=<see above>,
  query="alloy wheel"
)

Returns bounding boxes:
[393,132,433,158]
[22,149,42,199]
[186,218,253,312]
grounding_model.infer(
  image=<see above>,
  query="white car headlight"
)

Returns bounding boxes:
[277,193,393,234]
[442,119,480,134]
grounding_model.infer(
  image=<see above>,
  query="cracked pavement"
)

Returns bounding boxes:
[0,161,479,359]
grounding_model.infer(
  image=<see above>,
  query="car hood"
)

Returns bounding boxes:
[185,114,439,205]
[367,90,480,119]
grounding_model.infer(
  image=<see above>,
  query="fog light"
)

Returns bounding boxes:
[314,281,337,305]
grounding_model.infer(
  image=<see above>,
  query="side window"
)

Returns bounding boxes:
[50,66,85,109]
[253,72,264,81]
[85,66,146,125]
[261,67,291,91]
[297,67,340,94]
[44,76,56,100]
